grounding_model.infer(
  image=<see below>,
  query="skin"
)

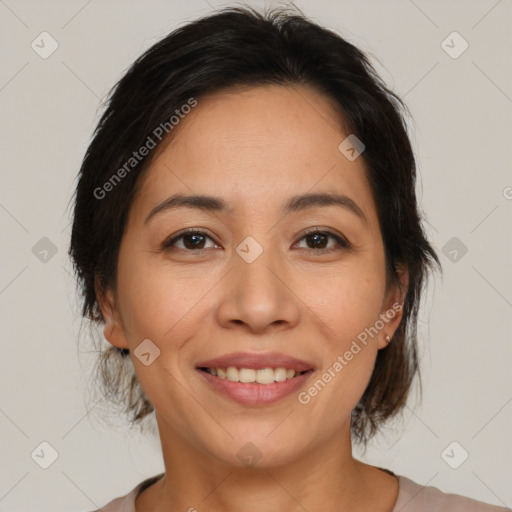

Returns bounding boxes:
[98,84,408,512]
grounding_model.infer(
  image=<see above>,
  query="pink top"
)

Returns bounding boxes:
[90,470,510,511]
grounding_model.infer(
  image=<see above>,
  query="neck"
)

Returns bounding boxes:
[135,418,398,512]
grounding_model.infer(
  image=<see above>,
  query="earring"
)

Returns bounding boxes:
[384,335,391,344]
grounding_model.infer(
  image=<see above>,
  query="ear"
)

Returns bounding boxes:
[377,264,408,350]
[95,275,129,350]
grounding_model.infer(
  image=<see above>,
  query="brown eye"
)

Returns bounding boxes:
[304,232,329,250]
[162,227,350,254]
[296,229,350,254]
[163,230,217,251]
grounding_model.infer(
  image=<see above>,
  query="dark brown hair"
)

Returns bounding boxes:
[68,5,441,446]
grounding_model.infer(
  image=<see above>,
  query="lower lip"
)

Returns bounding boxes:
[197,369,314,406]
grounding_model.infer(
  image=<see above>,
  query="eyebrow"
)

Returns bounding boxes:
[144,192,367,225]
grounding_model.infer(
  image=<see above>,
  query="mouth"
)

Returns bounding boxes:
[197,366,312,384]
[194,352,315,405]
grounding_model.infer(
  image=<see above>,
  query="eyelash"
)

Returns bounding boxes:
[162,227,351,255]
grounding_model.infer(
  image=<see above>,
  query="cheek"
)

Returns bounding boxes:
[303,254,386,343]
[297,273,384,432]
[118,270,196,341]
[116,247,221,350]
[298,254,385,403]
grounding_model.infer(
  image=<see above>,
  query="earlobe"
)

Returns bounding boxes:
[378,264,408,349]
[95,277,129,350]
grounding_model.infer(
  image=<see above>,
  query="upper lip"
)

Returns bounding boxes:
[195,352,315,372]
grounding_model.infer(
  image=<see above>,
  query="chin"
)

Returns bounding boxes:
[200,428,306,470]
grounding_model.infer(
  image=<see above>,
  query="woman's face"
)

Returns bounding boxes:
[100,84,405,467]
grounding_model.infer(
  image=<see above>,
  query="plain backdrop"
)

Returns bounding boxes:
[0,0,511,510]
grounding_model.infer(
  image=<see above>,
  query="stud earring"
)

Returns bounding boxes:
[384,335,391,344]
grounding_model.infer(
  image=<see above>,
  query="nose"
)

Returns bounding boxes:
[215,240,301,335]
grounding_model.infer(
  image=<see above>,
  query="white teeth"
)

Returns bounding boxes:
[274,368,287,382]
[239,368,256,383]
[206,367,303,384]
[256,368,274,384]
[226,366,239,382]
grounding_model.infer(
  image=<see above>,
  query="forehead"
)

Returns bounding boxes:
[133,84,378,226]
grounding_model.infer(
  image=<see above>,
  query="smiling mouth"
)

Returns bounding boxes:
[198,367,312,384]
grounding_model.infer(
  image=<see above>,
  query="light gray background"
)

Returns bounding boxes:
[0,0,511,510]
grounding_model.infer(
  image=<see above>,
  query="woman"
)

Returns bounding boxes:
[68,6,509,512]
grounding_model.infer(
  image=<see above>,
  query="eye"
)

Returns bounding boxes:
[295,228,351,254]
[162,227,351,254]
[162,229,218,251]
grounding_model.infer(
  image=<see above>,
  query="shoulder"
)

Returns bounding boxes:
[86,473,165,512]
[86,491,136,512]
[394,474,511,512]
